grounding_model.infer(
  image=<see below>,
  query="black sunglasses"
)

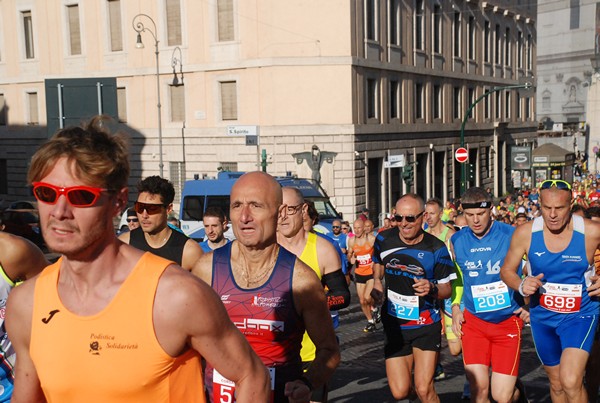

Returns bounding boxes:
[394,212,424,223]
[127,218,139,223]
[134,201,166,215]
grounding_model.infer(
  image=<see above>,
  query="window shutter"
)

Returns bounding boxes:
[68,5,81,55]
[218,0,234,41]
[166,0,182,46]
[108,0,123,52]
[220,81,237,120]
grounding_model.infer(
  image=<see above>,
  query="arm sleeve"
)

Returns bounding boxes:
[322,270,351,310]
[451,260,464,306]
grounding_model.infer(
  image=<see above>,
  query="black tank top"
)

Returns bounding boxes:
[129,227,188,265]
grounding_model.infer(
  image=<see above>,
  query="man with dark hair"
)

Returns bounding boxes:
[501,179,600,402]
[199,207,230,252]
[372,193,455,402]
[119,176,203,271]
[7,117,269,402]
[126,207,140,231]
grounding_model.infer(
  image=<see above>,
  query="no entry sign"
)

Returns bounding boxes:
[455,147,468,163]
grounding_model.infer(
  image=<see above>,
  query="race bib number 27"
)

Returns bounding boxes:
[387,289,419,321]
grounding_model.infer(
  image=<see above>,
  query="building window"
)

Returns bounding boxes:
[453,86,461,119]
[366,0,376,41]
[415,0,424,50]
[516,92,522,119]
[517,30,523,68]
[108,0,123,52]
[166,0,182,46]
[453,12,461,57]
[169,161,186,201]
[170,85,185,122]
[367,78,378,119]
[504,28,510,66]
[570,0,580,30]
[484,87,491,119]
[390,80,400,120]
[495,24,501,64]
[483,20,490,63]
[433,84,442,120]
[433,4,442,54]
[415,82,424,120]
[218,0,234,42]
[495,91,501,119]
[468,16,475,60]
[505,91,510,119]
[468,87,475,119]
[526,34,532,70]
[23,11,35,59]
[117,87,127,123]
[542,93,551,110]
[67,5,82,55]
[27,92,39,125]
[0,94,6,126]
[220,81,237,120]
[389,0,400,46]
[525,97,531,120]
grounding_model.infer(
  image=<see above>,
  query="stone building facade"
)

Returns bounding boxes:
[0,0,537,222]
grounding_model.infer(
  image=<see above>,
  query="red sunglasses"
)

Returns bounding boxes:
[32,182,107,207]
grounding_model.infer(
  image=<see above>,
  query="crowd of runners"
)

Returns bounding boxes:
[1,117,600,402]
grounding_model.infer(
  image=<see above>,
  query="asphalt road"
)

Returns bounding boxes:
[328,286,552,402]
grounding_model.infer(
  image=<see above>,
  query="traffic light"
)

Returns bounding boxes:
[467,163,475,181]
[402,164,414,187]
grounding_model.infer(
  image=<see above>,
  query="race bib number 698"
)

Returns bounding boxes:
[540,282,582,313]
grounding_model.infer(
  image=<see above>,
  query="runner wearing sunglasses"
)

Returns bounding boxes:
[119,176,203,272]
[501,179,600,403]
[6,117,270,402]
[371,193,456,402]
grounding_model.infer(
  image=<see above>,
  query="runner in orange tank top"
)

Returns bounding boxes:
[5,117,270,403]
[348,219,377,332]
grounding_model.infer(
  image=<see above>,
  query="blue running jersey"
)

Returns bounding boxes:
[451,221,521,323]
[528,215,599,322]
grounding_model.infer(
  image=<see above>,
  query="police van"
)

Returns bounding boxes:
[179,171,341,240]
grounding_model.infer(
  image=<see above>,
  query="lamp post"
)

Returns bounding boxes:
[459,81,534,195]
[171,46,184,87]
[133,13,163,177]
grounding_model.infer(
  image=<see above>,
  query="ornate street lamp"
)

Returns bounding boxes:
[132,13,164,177]
[171,47,184,87]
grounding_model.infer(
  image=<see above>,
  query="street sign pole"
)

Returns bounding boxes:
[459,81,533,195]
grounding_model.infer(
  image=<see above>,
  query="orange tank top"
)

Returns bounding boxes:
[30,253,205,403]
[352,239,374,276]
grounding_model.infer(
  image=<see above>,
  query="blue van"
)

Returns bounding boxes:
[179,171,341,240]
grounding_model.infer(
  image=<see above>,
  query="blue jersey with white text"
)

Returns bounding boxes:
[528,215,599,322]
[451,221,521,323]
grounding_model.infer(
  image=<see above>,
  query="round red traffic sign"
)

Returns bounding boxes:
[455,147,468,163]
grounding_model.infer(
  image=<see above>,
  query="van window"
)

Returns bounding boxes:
[182,196,204,221]
[308,198,339,220]
[182,195,231,221]
[206,196,231,220]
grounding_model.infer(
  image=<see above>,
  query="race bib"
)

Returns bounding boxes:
[357,254,372,266]
[540,282,582,313]
[387,289,419,321]
[471,281,511,313]
[214,367,276,403]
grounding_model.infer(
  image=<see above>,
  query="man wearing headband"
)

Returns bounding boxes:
[451,187,528,403]
[371,194,455,402]
[501,179,600,402]
[119,176,203,271]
